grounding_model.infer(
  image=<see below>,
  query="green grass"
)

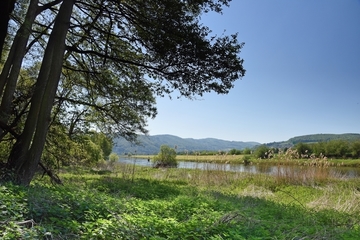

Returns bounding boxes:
[1,164,359,239]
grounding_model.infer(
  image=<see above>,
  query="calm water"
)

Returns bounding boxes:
[119,157,360,178]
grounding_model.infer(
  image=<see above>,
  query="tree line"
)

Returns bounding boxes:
[253,140,360,159]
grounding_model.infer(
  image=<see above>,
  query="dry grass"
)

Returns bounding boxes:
[260,148,346,185]
[307,184,360,214]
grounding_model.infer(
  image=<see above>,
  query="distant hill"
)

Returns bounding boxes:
[113,134,260,155]
[265,133,360,149]
[113,133,360,155]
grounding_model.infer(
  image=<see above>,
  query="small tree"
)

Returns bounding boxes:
[242,148,252,155]
[229,149,242,155]
[295,142,312,157]
[109,152,120,163]
[253,145,271,159]
[152,145,177,168]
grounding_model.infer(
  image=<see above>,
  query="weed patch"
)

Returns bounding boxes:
[0,167,359,239]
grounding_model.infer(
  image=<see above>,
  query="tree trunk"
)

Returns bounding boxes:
[0,0,16,60]
[7,0,74,186]
[0,0,39,139]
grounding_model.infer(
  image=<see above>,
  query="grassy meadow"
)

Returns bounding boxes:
[1,161,360,239]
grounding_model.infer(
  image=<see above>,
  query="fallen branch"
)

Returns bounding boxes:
[0,219,36,228]
[38,162,63,185]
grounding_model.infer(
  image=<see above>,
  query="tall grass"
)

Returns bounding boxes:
[269,148,333,185]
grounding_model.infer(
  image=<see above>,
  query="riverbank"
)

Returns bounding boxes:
[132,154,360,167]
[1,164,359,239]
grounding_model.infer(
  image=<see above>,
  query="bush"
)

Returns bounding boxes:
[295,143,312,157]
[242,148,252,154]
[152,145,178,168]
[253,145,271,159]
[242,155,252,165]
[229,149,242,155]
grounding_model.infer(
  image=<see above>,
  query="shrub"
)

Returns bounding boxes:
[152,145,178,168]
[242,155,252,165]
[242,148,252,155]
[229,149,242,155]
[253,145,271,159]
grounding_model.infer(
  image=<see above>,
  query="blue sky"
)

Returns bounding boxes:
[147,0,360,144]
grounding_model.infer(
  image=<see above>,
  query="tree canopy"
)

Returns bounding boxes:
[0,0,245,185]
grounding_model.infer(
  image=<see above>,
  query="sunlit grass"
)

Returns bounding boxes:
[1,161,359,239]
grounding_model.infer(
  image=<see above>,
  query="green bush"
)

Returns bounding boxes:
[229,149,242,155]
[152,145,178,168]
[242,155,252,165]
[242,148,252,154]
[253,145,271,159]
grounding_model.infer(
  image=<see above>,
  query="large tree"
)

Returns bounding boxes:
[0,0,17,60]
[0,0,245,185]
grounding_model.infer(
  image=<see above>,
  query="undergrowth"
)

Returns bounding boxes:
[0,164,359,239]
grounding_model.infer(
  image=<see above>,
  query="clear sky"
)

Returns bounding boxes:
[146,0,360,144]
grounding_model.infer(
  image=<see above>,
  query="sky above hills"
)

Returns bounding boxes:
[147,0,360,144]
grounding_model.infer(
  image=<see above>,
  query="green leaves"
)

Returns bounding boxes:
[153,145,178,167]
[1,169,360,239]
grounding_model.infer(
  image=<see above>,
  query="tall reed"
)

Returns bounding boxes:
[271,148,335,185]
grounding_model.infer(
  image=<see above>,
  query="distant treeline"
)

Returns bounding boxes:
[178,139,360,160]
[293,140,360,159]
[256,140,360,159]
[266,133,360,149]
[176,148,252,156]
[289,133,360,144]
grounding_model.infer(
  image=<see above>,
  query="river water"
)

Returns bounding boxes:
[119,157,360,179]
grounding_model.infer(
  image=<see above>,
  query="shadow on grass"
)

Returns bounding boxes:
[86,176,184,200]
[2,174,359,239]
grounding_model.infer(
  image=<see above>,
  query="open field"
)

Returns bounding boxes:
[133,154,360,167]
[1,162,359,239]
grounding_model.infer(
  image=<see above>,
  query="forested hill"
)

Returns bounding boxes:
[265,133,360,149]
[113,134,260,155]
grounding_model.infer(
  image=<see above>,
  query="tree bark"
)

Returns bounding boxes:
[7,0,75,185]
[0,0,39,139]
[0,0,16,60]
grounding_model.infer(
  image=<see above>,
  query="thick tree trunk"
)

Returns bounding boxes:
[0,0,39,139]
[0,0,16,60]
[7,0,74,185]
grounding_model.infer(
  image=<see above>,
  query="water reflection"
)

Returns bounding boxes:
[119,157,360,178]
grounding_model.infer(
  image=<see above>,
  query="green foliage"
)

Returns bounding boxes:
[242,155,252,165]
[109,152,120,163]
[83,140,104,164]
[295,142,313,157]
[89,132,113,160]
[267,133,360,149]
[152,145,178,167]
[0,169,359,239]
[253,145,271,159]
[45,131,115,167]
[1,0,246,185]
[351,141,360,158]
[229,148,242,155]
[242,148,252,154]
[289,133,360,144]
[294,140,360,159]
